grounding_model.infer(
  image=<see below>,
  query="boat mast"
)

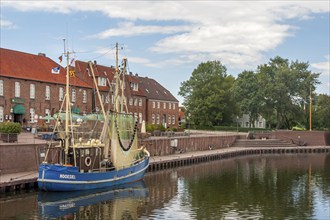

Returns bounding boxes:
[115,43,119,113]
[64,43,70,164]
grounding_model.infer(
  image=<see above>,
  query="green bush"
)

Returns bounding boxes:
[0,122,22,134]
[146,124,166,132]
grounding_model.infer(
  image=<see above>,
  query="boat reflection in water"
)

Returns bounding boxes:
[38,180,148,219]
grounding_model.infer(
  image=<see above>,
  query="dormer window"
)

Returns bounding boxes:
[98,77,107,87]
[130,82,138,91]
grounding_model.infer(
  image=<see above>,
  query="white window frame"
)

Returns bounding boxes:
[30,108,35,123]
[45,108,50,124]
[139,98,142,107]
[72,89,76,102]
[152,114,155,124]
[139,113,142,124]
[156,114,160,124]
[152,101,155,108]
[169,102,171,109]
[98,77,107,87]
[168,114,171,125]
[30,84,35,99]
[172,115,175,125]
[134,98,137,106]
[0,80,3,96]
[83,90,87,103]
[129,97,133,106]
[59,87,64,101]
[163,103,166,109]
[45,85,50,100]
[0,106,3,122]
[157,102,160,109]
[173,103,176,110]
[15,82,20,97]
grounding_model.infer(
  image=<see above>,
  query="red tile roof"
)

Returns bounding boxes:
[1,48,178,102]
[0,48,91,88]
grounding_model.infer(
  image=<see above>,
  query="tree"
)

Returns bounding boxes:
[257,56,320,129]
[232,71,263,127]
[314,94,330,130]
[179,61,236,127]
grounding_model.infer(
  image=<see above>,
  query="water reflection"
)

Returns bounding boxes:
[142,154,330,219]
[38,181,148,219]
[1,154,329,219]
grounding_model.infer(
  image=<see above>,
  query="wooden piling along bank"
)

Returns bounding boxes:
[147,146,330,172]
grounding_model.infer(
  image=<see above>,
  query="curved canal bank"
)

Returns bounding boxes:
[1,145,329,193]
[1,130,329,193]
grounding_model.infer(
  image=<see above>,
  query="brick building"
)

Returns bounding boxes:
[0,48,179,129]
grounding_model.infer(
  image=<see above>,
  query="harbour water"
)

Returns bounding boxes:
[1,153,329,219]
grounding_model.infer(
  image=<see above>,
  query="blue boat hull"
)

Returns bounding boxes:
[38,157,149,191]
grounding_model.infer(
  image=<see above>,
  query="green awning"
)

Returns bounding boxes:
[13,104,26,114]
[71,107,80,114]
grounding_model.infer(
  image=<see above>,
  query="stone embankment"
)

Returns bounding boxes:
[1,130,329,193]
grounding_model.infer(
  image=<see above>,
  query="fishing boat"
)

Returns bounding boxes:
[37,43,150,191]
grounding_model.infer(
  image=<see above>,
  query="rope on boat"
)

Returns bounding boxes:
[114,117,138,152]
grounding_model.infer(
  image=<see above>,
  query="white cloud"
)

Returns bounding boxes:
[2,1,329,70]
[0,18,16,29]
[311,55,330,95]
[90,22,191,39]
[311,55,330,76]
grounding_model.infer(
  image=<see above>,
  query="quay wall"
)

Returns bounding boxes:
[139,135,237,156]
[274,131,330,146]
[0,144,45,175]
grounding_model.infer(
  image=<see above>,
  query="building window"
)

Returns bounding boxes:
[101,94,104,103]
[105,94,110,104]
[72,89,76,102]
[30,108,35,123]
[0,80,3,96]
[139,98,142,107]
[169,102,171,109]
[172,115,175,125]
[157,102,160,109]
[168,114,171,125]
[152,101,155,108]
[139,113,142,124]
[130,82,138,91]
[59,87,64,101]
[45,108,50,124]
[134,112,138,120]
[45,86,50,100]
[134,98,137,106]
[30,84,35,99]
[152,114,155,124]
[83,90,87,103]
[163,103,166,109]
[98,77,107,86]
[15,82,20,97]
[156,114,160,124]
[129,97,133,105]
[173,103,176,110]
[0,106,3,122]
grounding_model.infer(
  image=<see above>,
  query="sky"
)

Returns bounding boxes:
[1,0,329,104]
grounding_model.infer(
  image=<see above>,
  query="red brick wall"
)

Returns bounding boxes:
[274,130,330,146]
[0,143,45,174]
[139,135,236,156]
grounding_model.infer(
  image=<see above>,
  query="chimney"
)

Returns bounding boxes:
[38,53,46,57]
